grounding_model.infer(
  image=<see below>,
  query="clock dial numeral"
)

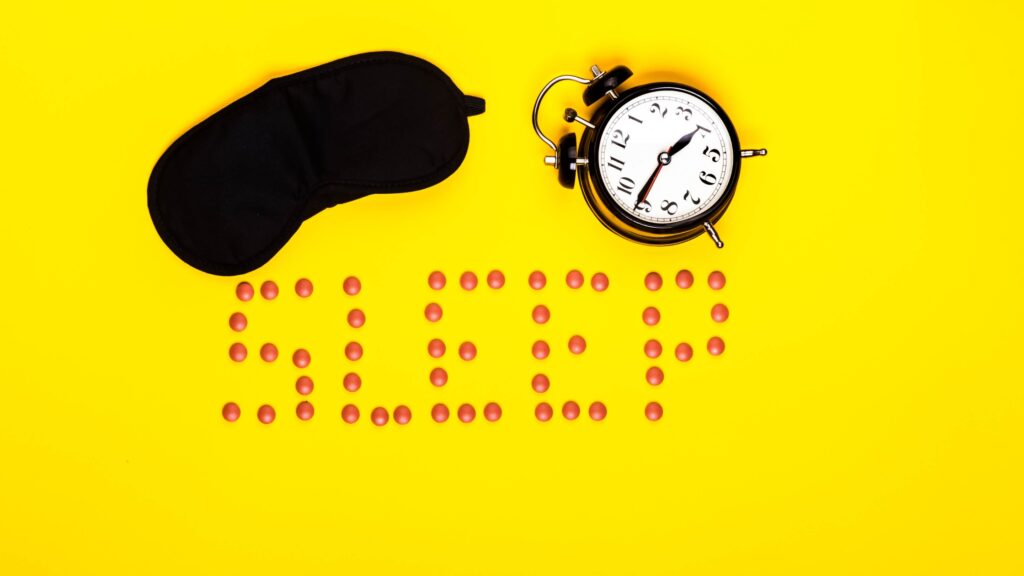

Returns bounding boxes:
[702,146,721,162]
[660,200,679,215]
[607,156,625,171]
[616,177,636,195]
[636,200,652,213]
[676,107,692,120]
[610,129,630,149]
[699,171,717,186]
[650,102,668,118]
[628,114,644,124]
[684,190,701,205]
[697,124,711,137]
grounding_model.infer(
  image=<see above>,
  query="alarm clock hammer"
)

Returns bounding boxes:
[533,64,767,248]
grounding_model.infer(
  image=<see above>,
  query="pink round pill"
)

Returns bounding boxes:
[531,373,550,393]
[260,343,278,362]
[484,402,502,422]
[428,339,446,358]
[708,271,726,290]
[228,312,247,332]
[675,343,694,362]
[229,342,247,362]
[431,403,449,423]
[295,278,313,298]
[644,272,663,291]
[460,271,478,291]
[292,348,310,368]
[532,340,550,360]
[347,309,366,328]
[707,337,725,356]
[343,372,361,392]
[428,271,446,290]
[345,342,363,361]
[236,282,254,302]
[642,307,661,326]
[532,305,550,324]
[644,339,662,358]
[343,276,361,295]
[646,366,664,386]
[645,401,663,421]
[341,404,359,423]
[675,269,694,289]
[589,401,607,421]
[566,269,584,289]
[487,270,505,289]
[535,402,553,422]
[568,335,586,354]
[458,404,476,423]
[260,281,279,300]
[424,303,443,322]
[429,367,448,387]
[295,375,314,395]
[371,407,389,426]
[257,404,276,424]
[393,405,411,425]
[459,341,477,361]
[529,271,546,290]
[296,401,314,421]
[222,402,240,422]
[562,401,580,420]
[711,303,729,323]
[591,272,609,292]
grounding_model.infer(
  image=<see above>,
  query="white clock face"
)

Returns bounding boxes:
[596,88,736,226]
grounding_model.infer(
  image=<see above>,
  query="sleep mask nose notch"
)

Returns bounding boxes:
[148,51,484,276]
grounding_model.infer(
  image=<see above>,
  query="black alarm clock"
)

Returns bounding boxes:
[532,64,766,248]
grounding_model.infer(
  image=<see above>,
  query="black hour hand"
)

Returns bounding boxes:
[667,126,701,157]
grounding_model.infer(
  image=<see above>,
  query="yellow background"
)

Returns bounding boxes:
[2,1,1022,574]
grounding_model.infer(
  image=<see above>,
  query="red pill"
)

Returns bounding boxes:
[292,348,310,368]
[459,341,477,361]
[568,335,586,354]
[707,337,725,356]
[393,405,411,425]
[644,339,662,358]
[343,276,361,295]
[535,402,553,422]
[341,404,359,423]
[646,366,664,386]
[428,271,446,290]
[371,407,389,426]
[644,272,663,291]
[711,303,729,323]
[562,401,580,420]
[531,373,550,393]
[532,304,550,324]
[229,312,247,332]
[424,303,442,322]
[708,271,726,290]
[229,342,247,362]
[487,270,505,289]
[257,404,276,424]
[589,401,607,421]
[591,272,609,292]
[296,401,314,421]
[431,403,450,423]
[295,375,314,395]
[427,338,446,358]
[236,282,254,302]
[532,340,550,360]
[529,271,546,290]
[458,404,476,423]
[260,281,278,300]
[675,342,694,362]
[645,401,663,421]
[642,307,661,326]
[345,341,363,361]
[484,402,502,422]
[347,308,366,328]
[566,269,584,289]
[460,271,478,290]
[675,269,694,289]
[429,367,448,387]
[222,402,240,422]
[343,372,361,392]
[295,278,313,298]
[260,343,278,362]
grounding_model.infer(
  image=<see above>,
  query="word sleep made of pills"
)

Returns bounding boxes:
[225,270,729,425]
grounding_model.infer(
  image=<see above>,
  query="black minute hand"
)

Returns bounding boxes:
[667,126,701,157]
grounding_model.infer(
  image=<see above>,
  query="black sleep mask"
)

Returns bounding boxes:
[148,51,484,276]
